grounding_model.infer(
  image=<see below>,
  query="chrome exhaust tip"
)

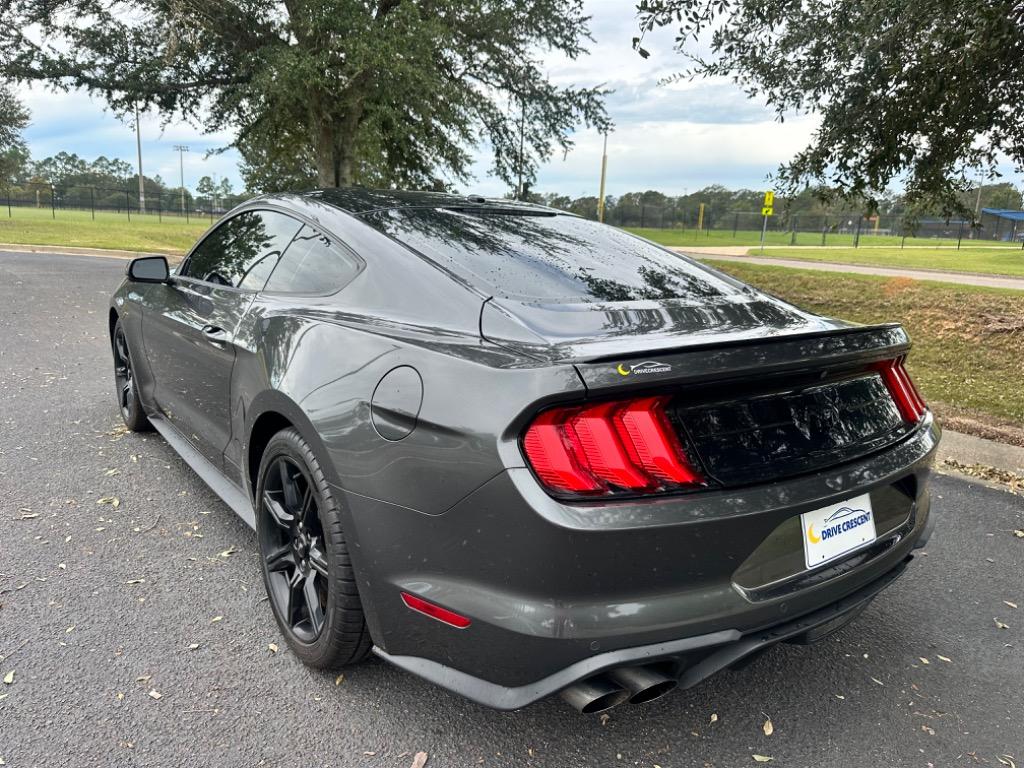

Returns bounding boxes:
[606,665,678,705]
[559,675,631,714]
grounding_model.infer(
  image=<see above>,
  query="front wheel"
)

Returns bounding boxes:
[255,427,372,668]
[112,319,152,432]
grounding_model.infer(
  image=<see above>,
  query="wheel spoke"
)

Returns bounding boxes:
[265,543,294,572]
[303,573,324,634]
[262,491,293,529]
[308,541,329,577]
[120,382,130,408]
[297,483,313,522]
[280,461,299,510]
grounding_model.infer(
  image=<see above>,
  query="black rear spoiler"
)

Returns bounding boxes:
[573,324,909,394]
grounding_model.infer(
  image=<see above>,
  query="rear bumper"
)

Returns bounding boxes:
[338,418,938,708]
[375,554,911,710]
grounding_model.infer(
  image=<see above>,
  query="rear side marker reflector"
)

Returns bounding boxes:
[523,396,704,497]
[400,592,472,629]
[873,357,927,423]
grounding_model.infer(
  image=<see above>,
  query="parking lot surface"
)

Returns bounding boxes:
[1,251,1022,767]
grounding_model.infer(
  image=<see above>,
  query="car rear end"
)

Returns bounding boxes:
[356,203,938,711]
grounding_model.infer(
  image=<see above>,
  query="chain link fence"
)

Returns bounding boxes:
[1,182,248,222]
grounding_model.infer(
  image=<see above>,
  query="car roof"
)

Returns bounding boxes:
[298,187,559,216]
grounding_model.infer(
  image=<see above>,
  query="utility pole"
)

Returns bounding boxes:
[173,145,189,215]
[134,103,146,214]
[597,131,608,223]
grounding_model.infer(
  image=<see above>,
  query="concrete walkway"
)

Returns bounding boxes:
[675,248,1024,291]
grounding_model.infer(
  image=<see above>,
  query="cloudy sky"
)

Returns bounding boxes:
[17,0,819,198]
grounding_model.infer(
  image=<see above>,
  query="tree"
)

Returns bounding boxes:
[0,82,29,183]
[196,176,216,201]
[2,1,610,192]
[636,0,1024,217]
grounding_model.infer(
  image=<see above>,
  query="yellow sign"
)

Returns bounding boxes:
[763,190,775,207]
[761,206,774,217]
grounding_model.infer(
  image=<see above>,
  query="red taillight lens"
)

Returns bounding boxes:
[523,396,704,497]
[873,357,927,423]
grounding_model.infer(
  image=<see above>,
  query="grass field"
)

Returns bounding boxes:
[740,246,1024,278]
[705,259,1024,432]
[0,207,212,253]
[626,226,1018,250]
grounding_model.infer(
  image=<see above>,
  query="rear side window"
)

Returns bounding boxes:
[182,210,301,289]
[362,208,741,303]
[263,225,360,294]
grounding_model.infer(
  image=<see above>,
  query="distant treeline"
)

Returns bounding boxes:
[528,183,1023,227]
[2,150,249,212]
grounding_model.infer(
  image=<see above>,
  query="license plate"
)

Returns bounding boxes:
[801,493,877,569]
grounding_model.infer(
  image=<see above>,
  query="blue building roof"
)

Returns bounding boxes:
[981,207,1024,222]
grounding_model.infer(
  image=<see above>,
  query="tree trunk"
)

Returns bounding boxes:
[313,92,366,187]
[315,119,339,187]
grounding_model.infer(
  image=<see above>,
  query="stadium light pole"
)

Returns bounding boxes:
[134,103,146,214]
[174,145,189,215]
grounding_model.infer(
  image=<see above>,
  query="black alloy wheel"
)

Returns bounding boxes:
[255,428,372,668]
[260,456,330,643]
[112,320,151,432]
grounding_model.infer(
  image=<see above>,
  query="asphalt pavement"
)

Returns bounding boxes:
[1,250,1022,768]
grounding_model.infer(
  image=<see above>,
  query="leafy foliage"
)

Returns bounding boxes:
[1,0,610,192]
[0,83,30,183]
[636,0,1024,217]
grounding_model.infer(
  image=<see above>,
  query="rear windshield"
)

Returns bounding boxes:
[362,208,741,304]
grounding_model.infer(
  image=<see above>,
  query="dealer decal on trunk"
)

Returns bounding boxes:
[616,360,672,377]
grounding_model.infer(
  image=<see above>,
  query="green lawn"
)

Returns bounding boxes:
[628,226,1018,250]
[0,206,212,254]
[703,259,1024,430]
[740,246,1024,278]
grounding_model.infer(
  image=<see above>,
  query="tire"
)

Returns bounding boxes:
[255,427,372,668]
[111,319,153,432]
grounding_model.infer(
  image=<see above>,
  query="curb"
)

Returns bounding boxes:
[936,429,1024,493]
[0,243,176,260]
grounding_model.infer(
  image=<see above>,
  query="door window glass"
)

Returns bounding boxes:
[182,210,301,289]
[263,225,360,294]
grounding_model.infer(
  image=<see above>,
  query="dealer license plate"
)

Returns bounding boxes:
[801,493,877,569]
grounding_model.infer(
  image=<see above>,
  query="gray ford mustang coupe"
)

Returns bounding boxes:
[109,189,938,713]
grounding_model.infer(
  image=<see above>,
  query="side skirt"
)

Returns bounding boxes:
[149,413,256,529]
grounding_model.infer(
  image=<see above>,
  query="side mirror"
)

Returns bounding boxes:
[126,256,169,283]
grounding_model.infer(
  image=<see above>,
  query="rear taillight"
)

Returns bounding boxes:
[873,357,927,423]
[523,396,704,498]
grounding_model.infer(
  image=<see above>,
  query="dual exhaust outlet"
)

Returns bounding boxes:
[559,665,677,714]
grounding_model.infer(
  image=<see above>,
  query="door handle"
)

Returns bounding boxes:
[202,325,228,344]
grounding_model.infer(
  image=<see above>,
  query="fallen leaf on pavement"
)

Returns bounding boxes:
[936,655,952,663]
[752,756,773,763]
[919,657,930,665]
[268,643,278,654]
[126,579,145,585]
[410,752,428,768]
[97,497,120,508]
[871,677,884,686]
[211,616,223,624]
[148,689,161,700]
[1005,601,1018,609]
[1013,530,1024,538]
[995,618,1011,629]
[997,756,1016,768]
[219,547,237,558]
[2,671,13,685]
[710,713,718,724]
[335,674,344,686]
[762,716,773,736]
